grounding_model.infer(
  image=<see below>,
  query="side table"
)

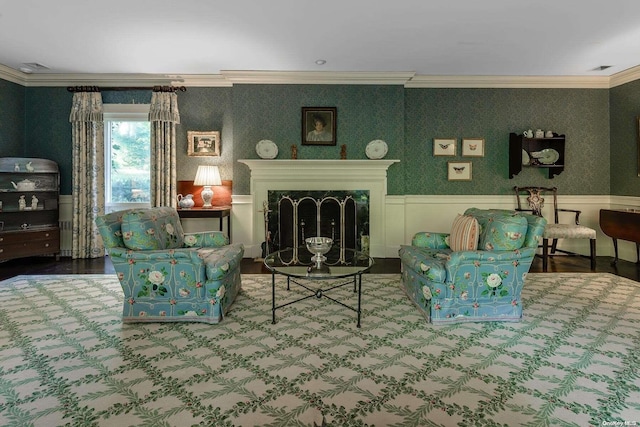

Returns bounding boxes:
[177,206,232,241]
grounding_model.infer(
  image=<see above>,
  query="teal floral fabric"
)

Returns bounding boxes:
[467,208,528,251]
[121,207,185,250]
[399,208,546,324]
[95,207,244,324]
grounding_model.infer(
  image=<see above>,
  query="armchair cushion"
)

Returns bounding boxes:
[448,214,479,251]
[121,207,185,250]
[469,208,527,251]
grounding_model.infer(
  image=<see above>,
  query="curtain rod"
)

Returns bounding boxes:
[66,85,187,93]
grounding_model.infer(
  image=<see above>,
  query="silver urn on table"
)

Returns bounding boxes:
[305,237,333,275]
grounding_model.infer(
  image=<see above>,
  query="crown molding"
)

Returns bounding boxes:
[19,73,178,87]
[220,70,416,85]
[0,64,28,85]
[165,74,232,87]
[609,65,640,88]
[2,67,639,89]
[404,74,611,89]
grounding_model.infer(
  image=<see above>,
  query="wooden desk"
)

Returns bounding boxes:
[177,206,232,241]
[599,209,640,264]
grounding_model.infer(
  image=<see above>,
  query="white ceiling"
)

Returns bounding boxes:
[1,0,640,83]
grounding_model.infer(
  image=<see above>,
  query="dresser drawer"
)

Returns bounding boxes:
[0,228,60,261]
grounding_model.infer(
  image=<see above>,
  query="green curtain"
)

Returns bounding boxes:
[149,92,181,207]
[69,92,104,259]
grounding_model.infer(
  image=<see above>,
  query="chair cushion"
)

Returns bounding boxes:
[543,224,596,239]
[475,211,528,251]
[121,207,185,250]
[448,214,479,251]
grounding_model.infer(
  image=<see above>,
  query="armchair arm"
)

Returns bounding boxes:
[558,208,581,225]
[411,232,450,249]
[183,231,229,248]
[106,247,203,264]
[446,246,537,269]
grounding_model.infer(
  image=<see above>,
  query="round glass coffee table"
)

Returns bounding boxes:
[264,246,374,327]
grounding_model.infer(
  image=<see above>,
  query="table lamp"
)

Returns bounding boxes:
[194,165,222,208]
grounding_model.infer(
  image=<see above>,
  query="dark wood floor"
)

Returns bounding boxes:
[1,254,640,282]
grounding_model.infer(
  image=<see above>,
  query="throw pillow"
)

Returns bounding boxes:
[476,212,527,251]
[121,207,185,250]
[448,214,480,251]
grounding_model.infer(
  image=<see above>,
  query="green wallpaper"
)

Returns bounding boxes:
[0,79,622,197]
[0,79,25,157]
[231,84,405,195]
[404,88,610,195]
[610,79,640,196]
[24,88,73,192]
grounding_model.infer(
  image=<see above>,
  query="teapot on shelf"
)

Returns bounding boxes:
[11,179,38,191]
[177,193,195,209]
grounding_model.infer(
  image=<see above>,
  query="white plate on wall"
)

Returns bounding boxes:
[365,139,388,159]
[256,140,278,159]
[522,149,530,165]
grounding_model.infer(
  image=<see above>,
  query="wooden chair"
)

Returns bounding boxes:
[514,186,596,272]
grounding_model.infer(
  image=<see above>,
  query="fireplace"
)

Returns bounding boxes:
[264,190,369,263]
[238,159,398,258]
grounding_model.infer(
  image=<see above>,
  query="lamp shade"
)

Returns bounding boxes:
[194,165,222,186]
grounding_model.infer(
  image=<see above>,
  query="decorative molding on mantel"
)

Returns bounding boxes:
[3,66,639,88]
[238,159,399,180]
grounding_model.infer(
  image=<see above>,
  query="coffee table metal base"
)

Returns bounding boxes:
[271,272,364,328]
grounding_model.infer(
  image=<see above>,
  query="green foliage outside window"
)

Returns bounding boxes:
[109,121,151,203]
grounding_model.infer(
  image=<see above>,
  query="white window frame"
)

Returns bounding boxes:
[104,104,151,213]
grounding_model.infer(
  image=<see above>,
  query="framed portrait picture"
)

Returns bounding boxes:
[448,161,472,181]
[187,131,220,157]
[433,138,457,156]
[462,138,485,157]
[302,107,337,146]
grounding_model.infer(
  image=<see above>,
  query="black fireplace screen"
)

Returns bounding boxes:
[264,190,369,260]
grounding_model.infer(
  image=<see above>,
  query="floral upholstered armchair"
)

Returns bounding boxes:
[399,208,546,324]
[96,206,244,324]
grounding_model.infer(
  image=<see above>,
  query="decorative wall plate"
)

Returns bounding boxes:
[522,149,530,165]
[365,139,388,159]
[256,140,278,159]
[531,148,559,165]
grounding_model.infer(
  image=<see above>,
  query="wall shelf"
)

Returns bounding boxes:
[509,133,566,179]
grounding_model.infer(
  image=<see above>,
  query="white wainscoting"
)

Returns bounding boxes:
[60,193,640,263]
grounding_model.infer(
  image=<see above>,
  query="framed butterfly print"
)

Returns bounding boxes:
[462,138,485,157]
[433,138,457,156]
[448,161,472,181]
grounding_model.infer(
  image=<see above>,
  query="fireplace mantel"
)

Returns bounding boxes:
[238,159,398,180]
[238,159,399,258]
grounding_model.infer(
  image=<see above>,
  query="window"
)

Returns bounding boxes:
[103,104,151,212]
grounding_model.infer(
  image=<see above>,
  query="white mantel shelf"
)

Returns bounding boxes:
[237,159,399,258]
[238,159,399,177]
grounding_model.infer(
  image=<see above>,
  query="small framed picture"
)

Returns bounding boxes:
[462,138,485,157]
[302,107,337,146]
[187,131,221,157]
[448,161,472,181]
[433,138,457,156]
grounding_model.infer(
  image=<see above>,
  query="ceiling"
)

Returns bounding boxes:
[2,0,640,85]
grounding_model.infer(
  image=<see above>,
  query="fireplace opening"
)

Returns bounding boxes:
[264,190,369,263]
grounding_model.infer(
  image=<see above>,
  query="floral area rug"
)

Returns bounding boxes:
[0,273,639,426]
